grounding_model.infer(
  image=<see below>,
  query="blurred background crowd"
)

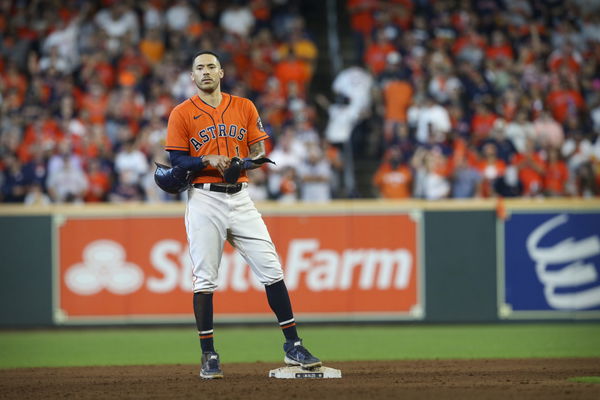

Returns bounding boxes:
[0,0,599,205]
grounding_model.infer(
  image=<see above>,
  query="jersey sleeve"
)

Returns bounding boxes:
[165,107,190,152]
[245,100,269,146]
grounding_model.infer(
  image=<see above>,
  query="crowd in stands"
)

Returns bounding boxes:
[1,0,600,205]
[0,0,329,204]
[355,0,600,199]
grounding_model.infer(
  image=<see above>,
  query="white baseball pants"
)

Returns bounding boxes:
[185,186,284,292]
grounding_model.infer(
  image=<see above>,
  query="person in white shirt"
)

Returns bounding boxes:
[267,128,302,197]
[94,3,140,53]
[46,155,88,203]
[297,143,332,203]
[505,110,535,153]
[408,96,451,144]
[114,139,149,185]
[165,0,194,32]
[219,0,256,37]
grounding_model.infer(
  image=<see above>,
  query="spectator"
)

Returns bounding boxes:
[483,119,518,164]
[142,154,172,203]
[277,167,298,203]
[220,0,256,38]
[451,155,482,199]
[139,28,166,66]
[470,103,498,146]
[47,142,82,180]
[274,50,310,98]
[548,42,583,74]
[372,146,412,199]
[24,182,51,206]
[364,28,396,76]
[277,17,318,76]
[22,146,48,189]
[412,148,450,200]
[477,143,506,198]
[165,0,194,33]
[141,2,164,30]
[533,110,565,149]
[408,95,451,145]
[428,63,461,105]
[84,157,111,203]
[80,81,110,125]
[267,129,302,198]
[544,147,570,197]
[332,65,373,117]
[246,47,274,98]
[199,0,221,30]
[347,0,379,61]
[505,110,535,154]
[46,154,88,203]
[114,138,149,186]
[109,171,143,202]
[297,143,332,203]
[546,79,585,125]
[485,30,514,62]
[94,3,140,55]
[374,52,414,147]
[512,139,546,197]
[562,130,595,193]
[1,155,28,203]
[41,14,82,73]
[246,167,269,202]
[39,45,72,75]
[452,26,486,67]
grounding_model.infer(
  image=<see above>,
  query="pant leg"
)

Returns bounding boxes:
[186,188,228,292]
[227,190,284,285]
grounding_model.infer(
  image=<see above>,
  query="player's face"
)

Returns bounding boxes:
[191,54,224,93]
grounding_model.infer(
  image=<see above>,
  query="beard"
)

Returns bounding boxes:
[196,78,219,93]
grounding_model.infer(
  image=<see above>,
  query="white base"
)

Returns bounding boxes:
[268,365,342,379]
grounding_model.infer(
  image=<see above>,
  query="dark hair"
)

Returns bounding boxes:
[191,51,222,68]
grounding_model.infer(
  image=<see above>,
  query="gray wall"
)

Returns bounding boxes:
[0,216,54,326]
[424,211,497,322]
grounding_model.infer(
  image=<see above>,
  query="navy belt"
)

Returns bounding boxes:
[194,183,244,194]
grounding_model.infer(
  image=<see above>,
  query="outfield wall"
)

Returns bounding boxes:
[0,199,599,327]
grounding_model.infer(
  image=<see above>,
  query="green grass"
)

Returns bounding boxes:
[568,377,600,384]
[0,323,599,369]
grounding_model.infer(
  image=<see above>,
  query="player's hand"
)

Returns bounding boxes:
[203,155,231,176]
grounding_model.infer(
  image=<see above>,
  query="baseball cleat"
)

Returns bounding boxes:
[283,339,322,369]
[200,351,224,379]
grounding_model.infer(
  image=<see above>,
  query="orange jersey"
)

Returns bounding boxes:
[165,93,269,184]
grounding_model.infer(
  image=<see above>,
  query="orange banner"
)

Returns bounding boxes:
[57,213,421,322]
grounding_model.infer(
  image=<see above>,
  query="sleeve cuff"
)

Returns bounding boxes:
[165,145,189,151]
[248,134,269,145]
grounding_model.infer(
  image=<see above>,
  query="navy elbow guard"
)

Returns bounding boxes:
[154,162,194,194]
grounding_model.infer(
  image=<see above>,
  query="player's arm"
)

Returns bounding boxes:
[223,141,273,183]
[244,141,267,170]
[169,150,205,172]
[169,151,230,175]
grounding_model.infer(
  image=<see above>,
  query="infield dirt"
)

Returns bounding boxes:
[1,358,599,399]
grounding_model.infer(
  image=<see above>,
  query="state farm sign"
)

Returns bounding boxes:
[57,213,421,322]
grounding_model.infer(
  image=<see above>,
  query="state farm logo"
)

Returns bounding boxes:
[527,214,600,310]
[63,238,414,296]
[283,239,413,291]
[65,240,144,295]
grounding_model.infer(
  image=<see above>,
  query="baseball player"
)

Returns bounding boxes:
[164,51,321,379]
